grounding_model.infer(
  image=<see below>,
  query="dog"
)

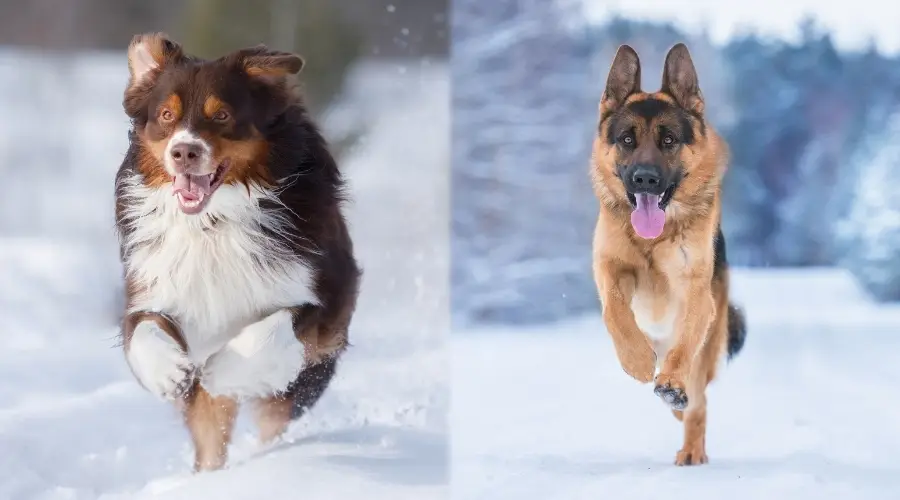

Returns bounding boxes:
[590,43,747,466]
[114,33,361,472]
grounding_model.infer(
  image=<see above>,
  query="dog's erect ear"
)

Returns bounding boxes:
[235,45,305,83]
[661,43,703,114]
[601,45,641,113]
[127,32,183,90]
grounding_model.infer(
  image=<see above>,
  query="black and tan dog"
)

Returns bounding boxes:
[591,43,747,466]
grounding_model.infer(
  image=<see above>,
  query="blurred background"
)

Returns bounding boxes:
[451,2,900,498]
[453,0,900,326]
[0,1,448,499]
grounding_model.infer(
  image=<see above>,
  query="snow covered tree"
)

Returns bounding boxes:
[180,0,361,115]
[452,0,598,326]
[838,109,900,301]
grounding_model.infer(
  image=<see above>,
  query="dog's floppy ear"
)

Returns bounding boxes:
[235,45,305,83]
[124,33,184,119]
[601,45,641,114]
[228,45,305,122]
[127,32,183,90]
[661,43,703,114]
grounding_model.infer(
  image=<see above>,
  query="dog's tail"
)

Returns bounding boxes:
[726,303,747,361]
[288,356,339,419]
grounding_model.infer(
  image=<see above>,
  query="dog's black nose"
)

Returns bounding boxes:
[627,165,665,194]
[631,166,661,190]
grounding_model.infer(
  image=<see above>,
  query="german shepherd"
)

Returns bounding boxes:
[590,43,747,466]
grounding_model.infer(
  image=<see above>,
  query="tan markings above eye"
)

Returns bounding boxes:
[204,95,227,120]
[160,94,182,123]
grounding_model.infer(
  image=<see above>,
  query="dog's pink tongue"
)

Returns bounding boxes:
[630,193,666,239]
[172,174,212,200]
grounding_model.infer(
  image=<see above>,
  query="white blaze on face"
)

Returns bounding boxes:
[164,129,219,215]
[163,129,213,176]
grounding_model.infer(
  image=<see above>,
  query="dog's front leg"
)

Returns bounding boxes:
[595,259,657,383]
[654,274,716,411]
[200,307,313,398]
[122,312,195,401]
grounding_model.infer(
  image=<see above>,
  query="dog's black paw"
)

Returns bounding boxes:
[654,382,688,410]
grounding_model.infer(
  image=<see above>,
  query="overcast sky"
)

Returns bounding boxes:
[582,0,900,54]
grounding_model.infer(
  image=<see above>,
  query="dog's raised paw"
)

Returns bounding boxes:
[128,321,196,400]
[653,381,688,410]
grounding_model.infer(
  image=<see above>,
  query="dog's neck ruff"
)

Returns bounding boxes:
[116,173,319,360]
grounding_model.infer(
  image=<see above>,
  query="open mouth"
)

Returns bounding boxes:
[172,160,230,215]
[626,185,675,210]
[626,185,676,240]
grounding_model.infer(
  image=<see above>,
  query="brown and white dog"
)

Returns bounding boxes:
[591,43,747,465]
[114,33,360,472]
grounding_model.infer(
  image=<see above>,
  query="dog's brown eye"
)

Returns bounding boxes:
[663,135,676,147]
[213,110,230,122]
[160,109,174,122]
[621,135,634,146]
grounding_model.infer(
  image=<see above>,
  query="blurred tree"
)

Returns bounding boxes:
[838,109,900,301]
[0,0,448,60]
[452,0,609,326]
[720,29,885,267]
[177,0,362,115]
[333,0,448,58]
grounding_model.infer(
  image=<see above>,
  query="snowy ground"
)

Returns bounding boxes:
[0,54,448,500]
[452,268,900,500]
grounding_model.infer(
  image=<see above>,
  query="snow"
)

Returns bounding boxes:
[0,53,448,500]
[452,268,900,499]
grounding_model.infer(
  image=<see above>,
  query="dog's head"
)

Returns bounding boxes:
[123,32,304,215]
[592,43,727,239]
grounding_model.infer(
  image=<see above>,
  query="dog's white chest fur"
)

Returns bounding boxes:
[119,179,319,362]
[629,244,691,353]
[631,291,679,368]
[630,293,679,343]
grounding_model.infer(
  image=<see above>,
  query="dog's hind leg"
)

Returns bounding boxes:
[254,394,293,444]
[675,389,708,465]
[253,357,339,443]
[182,384,239,472]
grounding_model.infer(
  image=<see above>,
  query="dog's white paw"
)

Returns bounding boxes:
[127,321,195,400]
[201,310,306,398]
